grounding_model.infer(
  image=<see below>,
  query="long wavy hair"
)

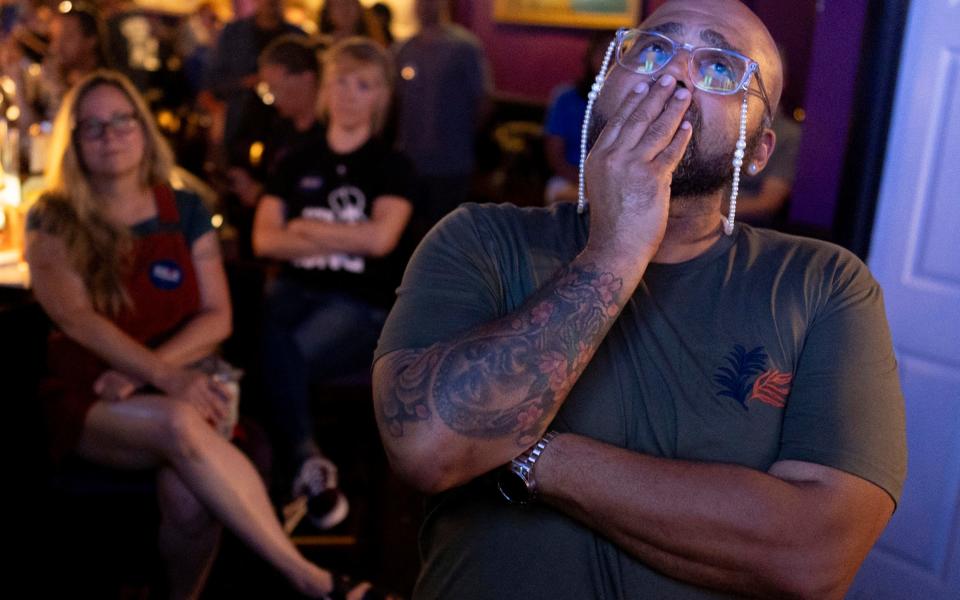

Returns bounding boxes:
[32,70,175,315]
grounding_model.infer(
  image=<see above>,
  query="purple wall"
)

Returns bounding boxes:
[452,0,613,103]
[748,1,817,113]
[454,1,815,109]
[788,0,868,229]
[452,0,866,231]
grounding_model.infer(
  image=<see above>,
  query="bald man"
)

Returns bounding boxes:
[372,2,906,598]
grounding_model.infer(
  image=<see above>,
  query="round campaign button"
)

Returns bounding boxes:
[149,259,183,290]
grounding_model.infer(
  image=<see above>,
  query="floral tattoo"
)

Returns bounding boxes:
[378,263,624,447]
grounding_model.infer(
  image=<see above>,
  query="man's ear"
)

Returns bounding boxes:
[747,127,777,175]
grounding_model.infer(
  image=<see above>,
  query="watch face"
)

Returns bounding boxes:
[498,469,531,504]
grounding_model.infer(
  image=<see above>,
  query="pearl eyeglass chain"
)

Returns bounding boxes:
[577,44,755,237]
[577,38,617,215]
[722,90,750,235]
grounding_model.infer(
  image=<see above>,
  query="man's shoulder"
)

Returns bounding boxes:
[441,202,577,236]
[398,24,482,54]
[424,202,583,266]
[744,225,858,258]
[739,225,872,286]
[442,23,483,47]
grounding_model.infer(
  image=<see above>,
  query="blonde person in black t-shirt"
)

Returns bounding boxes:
[253,38,414,532]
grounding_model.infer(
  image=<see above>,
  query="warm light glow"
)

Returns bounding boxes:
[27,63,41,77]
[211,214,224,228]
[793,108,806,123]
[156,110,180,133]
[249,141,264,167]
[256,82,274,105]
[0,174,22,207]
[5,106,20,121]
[0,77,15,96]
[400,66,416,81]
[58,1,72,14]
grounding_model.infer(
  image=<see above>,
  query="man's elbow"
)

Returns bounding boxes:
[763,541,864,600]
[772,569,851,600]
[382,440,472,495]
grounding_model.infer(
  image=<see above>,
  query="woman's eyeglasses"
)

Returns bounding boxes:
[75,112,140,142]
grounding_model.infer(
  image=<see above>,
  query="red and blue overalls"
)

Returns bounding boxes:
[40,185,203,463]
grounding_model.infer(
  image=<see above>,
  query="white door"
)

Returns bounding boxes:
[847,1,960,598]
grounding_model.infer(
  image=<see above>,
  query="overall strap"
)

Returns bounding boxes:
[154,184,180,225]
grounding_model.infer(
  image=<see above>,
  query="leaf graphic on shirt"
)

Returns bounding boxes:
[713,345,768,410]
[750,369,793,408]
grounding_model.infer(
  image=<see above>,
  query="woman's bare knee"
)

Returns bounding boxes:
[159,401,211,463]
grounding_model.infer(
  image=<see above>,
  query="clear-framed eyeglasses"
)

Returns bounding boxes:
[615,28,773,126]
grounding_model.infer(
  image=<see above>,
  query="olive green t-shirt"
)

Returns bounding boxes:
[375,202,907,600]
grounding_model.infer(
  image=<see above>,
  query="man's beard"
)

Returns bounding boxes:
[586,100,763,200]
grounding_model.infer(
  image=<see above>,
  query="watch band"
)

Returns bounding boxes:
[522,430,558,482]
[499,430,558,503]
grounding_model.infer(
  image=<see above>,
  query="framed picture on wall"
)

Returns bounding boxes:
[493,0,641,29]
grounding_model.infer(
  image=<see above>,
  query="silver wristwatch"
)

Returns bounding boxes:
[497,431,559,504]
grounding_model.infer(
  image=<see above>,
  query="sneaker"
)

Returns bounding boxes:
[307,487,349,530]
[291,455,350,530]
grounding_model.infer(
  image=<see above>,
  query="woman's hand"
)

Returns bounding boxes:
[160,368,230,425]
[93,370,142,402]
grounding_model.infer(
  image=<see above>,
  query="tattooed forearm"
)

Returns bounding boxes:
[378,346,441,437]
[378,263,625,446]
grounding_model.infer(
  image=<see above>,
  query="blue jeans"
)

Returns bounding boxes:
[261,278,387,470]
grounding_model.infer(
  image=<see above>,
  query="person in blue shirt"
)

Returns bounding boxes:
[543,30,614,205]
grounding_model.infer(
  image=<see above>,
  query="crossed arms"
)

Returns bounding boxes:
[372,73,894,599]
[372,253,893,598]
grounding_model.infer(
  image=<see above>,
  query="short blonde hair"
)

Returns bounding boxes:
[319,37,395,134]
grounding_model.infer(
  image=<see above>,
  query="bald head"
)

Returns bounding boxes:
[643,0,783,110]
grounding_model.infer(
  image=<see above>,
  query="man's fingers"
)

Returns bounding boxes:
[656,120,694,171]
[615,75,684,150]
[598,75,682,153]
[591,81,649,152]
[635,84,692,159]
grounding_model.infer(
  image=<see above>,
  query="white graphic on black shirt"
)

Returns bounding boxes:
[292,185,367,273]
